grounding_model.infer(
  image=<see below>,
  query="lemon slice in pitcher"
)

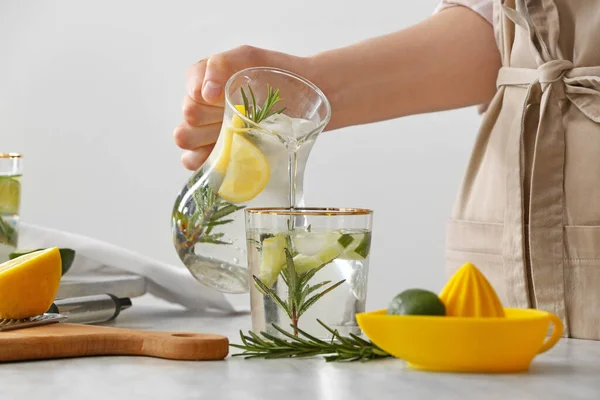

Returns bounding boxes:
[213,105,247,174]
[213,128,234,174]
[217,133,270,203]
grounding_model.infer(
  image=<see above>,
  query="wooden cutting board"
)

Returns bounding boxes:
[0,323,229,362]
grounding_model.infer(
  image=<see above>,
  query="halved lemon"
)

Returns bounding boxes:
[217,133,270,203]
[0,247,62,319]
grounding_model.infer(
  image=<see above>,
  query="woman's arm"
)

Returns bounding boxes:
[308,6,501,130]
[176,7,500,170]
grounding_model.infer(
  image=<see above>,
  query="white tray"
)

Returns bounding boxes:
[56,273,147,300]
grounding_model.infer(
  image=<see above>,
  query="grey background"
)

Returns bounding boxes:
[1,0,483,309]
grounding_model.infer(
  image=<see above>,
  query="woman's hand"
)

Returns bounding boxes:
[174,46,309,171]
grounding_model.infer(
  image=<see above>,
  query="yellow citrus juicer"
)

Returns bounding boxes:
[356,263,564,373]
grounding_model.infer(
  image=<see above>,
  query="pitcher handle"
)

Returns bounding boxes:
[537,312,564,354]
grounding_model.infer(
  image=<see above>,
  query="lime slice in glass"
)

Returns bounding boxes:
[338,232,372,260]
[0,177,20,215]
[293,232,354,274]
[257,234,286,288]
[293,232,340,256]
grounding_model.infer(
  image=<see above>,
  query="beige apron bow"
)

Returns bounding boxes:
[496,1,600,335]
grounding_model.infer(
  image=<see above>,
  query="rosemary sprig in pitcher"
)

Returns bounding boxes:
[174,171,244,254]
[174,84,285,253]
[240,84,286,124]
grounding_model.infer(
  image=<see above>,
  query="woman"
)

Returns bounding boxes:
[173,0,600,340]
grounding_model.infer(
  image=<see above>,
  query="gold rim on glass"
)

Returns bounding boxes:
[245,207,373,216]
[0,153,22,158]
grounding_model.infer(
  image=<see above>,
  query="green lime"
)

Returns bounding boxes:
[387,289,446,316]
[0,176,20,215]
[9,248,76,276]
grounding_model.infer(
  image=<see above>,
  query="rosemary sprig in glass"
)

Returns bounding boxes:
[233,233,388,362]
[252,238,347,335]
[232,320,390,362]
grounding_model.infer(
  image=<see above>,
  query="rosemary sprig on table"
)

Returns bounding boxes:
[253,239,346,335]
[240,84,286,124]
[231,320,390,362]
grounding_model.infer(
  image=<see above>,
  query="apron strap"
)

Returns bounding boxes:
[496,1,600,335]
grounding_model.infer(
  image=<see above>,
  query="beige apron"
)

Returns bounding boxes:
[446,0,600,339]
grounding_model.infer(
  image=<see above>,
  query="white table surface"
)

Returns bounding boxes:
[1,294,599,400]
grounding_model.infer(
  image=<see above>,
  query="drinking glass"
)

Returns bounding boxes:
[0,153,22,262]
[245,207,373,339]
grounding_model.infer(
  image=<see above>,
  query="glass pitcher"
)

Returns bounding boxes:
[172,67,331,294]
